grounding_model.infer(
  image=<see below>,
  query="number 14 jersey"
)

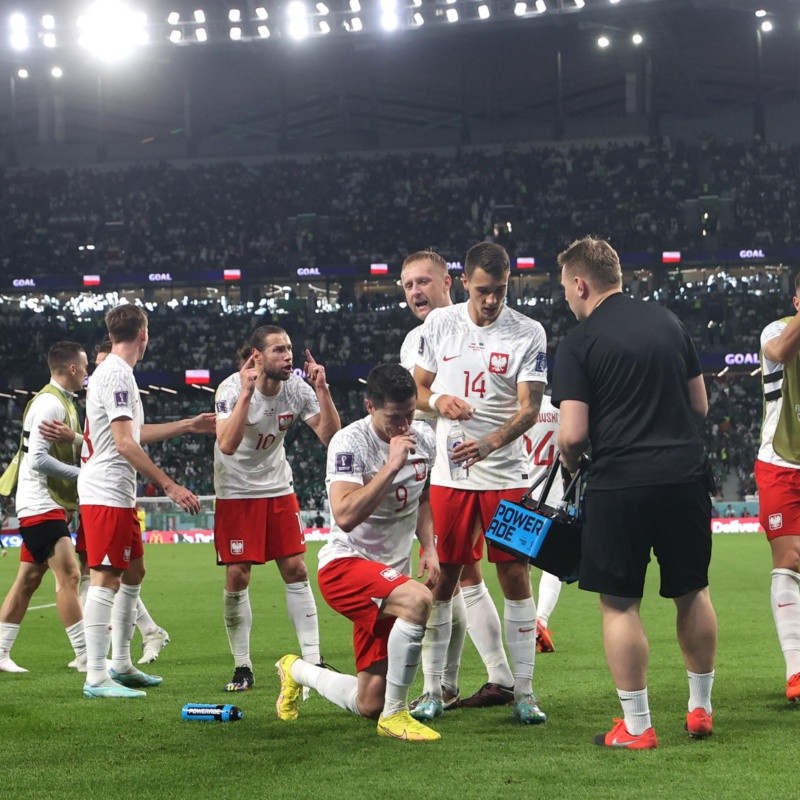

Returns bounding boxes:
[416,303,547,490]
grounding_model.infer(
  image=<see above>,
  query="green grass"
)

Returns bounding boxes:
[0,535,789,800]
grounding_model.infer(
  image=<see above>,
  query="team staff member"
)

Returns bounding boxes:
[275,364,440,742]
[754,272,800,702]
[413,241,548,724]
[552,236,717,749]
[214,326,340,693]
[0,342,88,673]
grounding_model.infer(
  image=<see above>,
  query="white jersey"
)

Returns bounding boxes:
[757,319,800,469]
[16,381,81,518]
[78,353,143,508]
[319,418,437,575]
[214,373,320,499]
[416,303,548,489]
[400,324,437,423]
[522,395,564,506]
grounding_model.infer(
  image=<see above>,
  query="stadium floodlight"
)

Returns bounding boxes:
[609,0,620,4]
[380,0,398,31]
[350,0,360,12]
[169,28,182,42]
[257,24,270,36]
[17,67,29,78]
[193,9,205,23]
[351,15,362,30]
[446,8,458,21]
[316,3,329,14]
[255,7,268,20]
[76,2,149,62]
[413,11,424,24]
[230,26,241,39]
[412,0,422,6]
[51,66,63,78]
[514,3,526,16]
[228,9,241,22]
[9,12,29,51]
[196,26,207,40]
[632,32,643,44]
[597,35,610,47]
[42,14,55,29]
[535,0,546,12]
[760,19,773,32]
[287,1,309,40]
[754,8,767,17]
[167,11,179,24]
[43,32,56,47]
[319,19,330,33]
[478,4,490,18]
[574,0,585,7]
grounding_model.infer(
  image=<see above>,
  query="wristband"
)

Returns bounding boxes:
[428,393,442,412]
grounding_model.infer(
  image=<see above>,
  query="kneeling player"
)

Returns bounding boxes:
[276,364,441,742]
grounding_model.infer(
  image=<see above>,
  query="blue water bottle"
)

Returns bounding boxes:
[181,703,243,722]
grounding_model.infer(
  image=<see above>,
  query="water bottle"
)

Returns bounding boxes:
[447,422,468,481]
[181,703,244,722]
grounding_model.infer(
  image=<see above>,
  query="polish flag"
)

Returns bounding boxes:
[224,269,241,281]
[370,263,389,275]
[185,369,211,385]
[517,257,535,270]
[662,251,681,264]
[83,274,101,287]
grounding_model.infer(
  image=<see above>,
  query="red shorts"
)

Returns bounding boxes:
[755,460,800,540]
[214,494,305,565]
[18,509,67,564]
[318,557,410,672]
[430,486,527,565]
[80,505,144,570]
[75,518,86,555]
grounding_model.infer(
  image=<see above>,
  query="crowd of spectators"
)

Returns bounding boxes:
[2,138,800,278]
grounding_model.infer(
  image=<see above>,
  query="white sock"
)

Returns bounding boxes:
[771,569,800,679]
[462,582,514,687]
[421,599,452,696]
[224,589,252,669]
[135,597,159,637]
[382,619,425,717]
[444,590,467,694]
[687,670,715,714]
[504,597,536,698]
[84,586,115,685]
[65,620,86,661]
[79,575,90,607]
[536,572,562,627]
[617,688,652,735]
[111,583,140,674]
[292,659,360,715]
[0,621,21,659]
[284,581,321,665]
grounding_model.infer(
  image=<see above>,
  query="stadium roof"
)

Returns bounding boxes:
[1,0,798,164]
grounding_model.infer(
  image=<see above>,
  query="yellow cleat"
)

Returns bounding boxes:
[275,655,302,721]
[377,710,441,742]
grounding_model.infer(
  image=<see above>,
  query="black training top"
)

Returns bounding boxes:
[551,293,706,490]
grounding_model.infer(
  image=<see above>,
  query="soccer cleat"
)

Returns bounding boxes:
[0,656,29,673]
[457,682,514,708]
[593,718,658,750]
[109,667,163,688]
[442,686,461,710]
[377,710,441,742]
[275,655,302,721]
[512,694,547,725]
[685,708,713,739]
[138,627,170,665]
[409,692,444,722]
[786,673,800,702]
[536,621,555,654]
[83,680,146,699]
[225,665,255,693]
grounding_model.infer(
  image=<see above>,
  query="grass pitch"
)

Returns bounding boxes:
[0,535,788,800]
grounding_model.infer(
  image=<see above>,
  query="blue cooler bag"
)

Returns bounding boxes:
[485,453,585,583]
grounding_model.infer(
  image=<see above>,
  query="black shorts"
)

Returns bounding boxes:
[579,480,712,599]
[20,519,72,565]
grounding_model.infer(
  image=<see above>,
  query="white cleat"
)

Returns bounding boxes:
[0,656,29,673]
[138,627,170,665]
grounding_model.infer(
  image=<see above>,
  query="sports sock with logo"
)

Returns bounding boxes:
[462,582,514,687]
[617,688,652,736]
[84,586,115,685]
[444,590,467,694]
[771,568,800,678]
[135,597,158,637]
[421,599,452,696]
[111,582,140,673]
[504,597,536,698]
[536,572,562,628]
[292,659,360,715]
[223,588,253,669]
[383,618,425,717]
[285,581,321,665]
[687,670,714,714]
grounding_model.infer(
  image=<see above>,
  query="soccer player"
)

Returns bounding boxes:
[0,342,88,673]
[754,271,800,702]
[553,236,716,748]
[413,241,549,724]
[80,305,207,699]
[275,364,441,742]
[214,326,340,692]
